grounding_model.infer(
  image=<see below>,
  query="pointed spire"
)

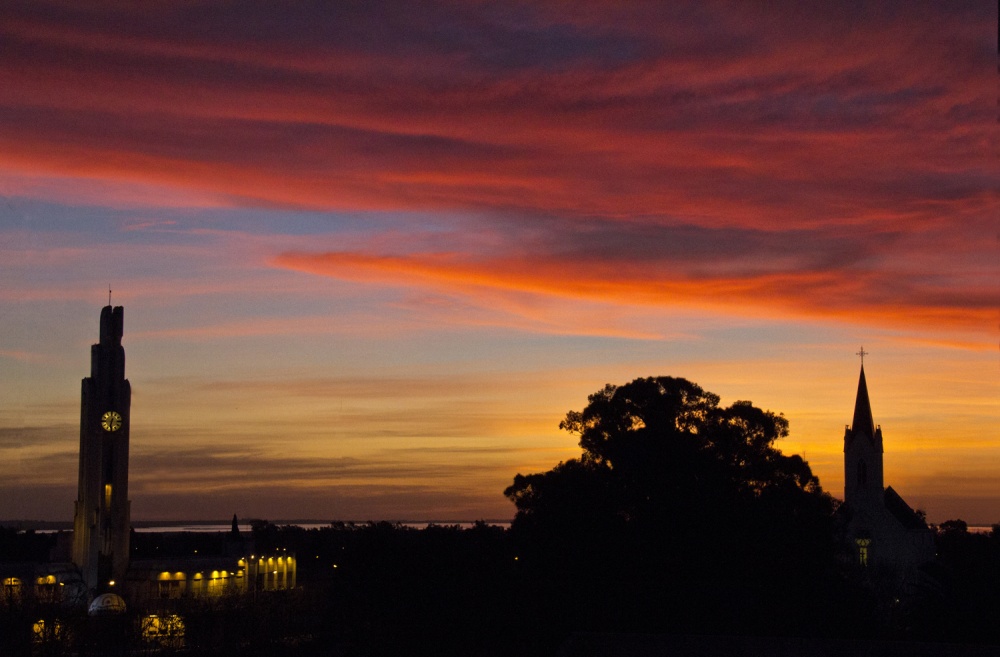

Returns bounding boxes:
[851,365,876,439]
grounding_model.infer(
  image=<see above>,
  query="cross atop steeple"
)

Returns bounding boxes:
[856,346,869,366]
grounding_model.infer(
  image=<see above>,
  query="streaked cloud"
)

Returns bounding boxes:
[273,237,993,339]
[0,2,992,223]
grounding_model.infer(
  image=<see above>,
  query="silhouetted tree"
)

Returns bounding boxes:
[505,376,840,637]
[915,519,1000,644]
[0,527,56,562]
[938,518,968,535]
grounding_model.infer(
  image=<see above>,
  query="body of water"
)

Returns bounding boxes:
[22,520,512,533]
[137,521,511,533]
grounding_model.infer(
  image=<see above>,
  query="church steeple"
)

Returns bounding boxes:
[844,359,884,506]
[851,365,876,440]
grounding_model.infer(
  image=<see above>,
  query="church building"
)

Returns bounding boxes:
[840,358,934,577]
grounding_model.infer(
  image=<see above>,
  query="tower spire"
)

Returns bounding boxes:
[851,363,876,440]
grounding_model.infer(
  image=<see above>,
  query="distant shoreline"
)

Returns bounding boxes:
[1,518,991,533]
[0,518,515,532]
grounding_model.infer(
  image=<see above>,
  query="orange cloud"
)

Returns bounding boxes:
[273,250,994,340]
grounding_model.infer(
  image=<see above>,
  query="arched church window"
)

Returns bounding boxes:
[857,460,867,487]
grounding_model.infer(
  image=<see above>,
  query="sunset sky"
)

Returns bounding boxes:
[1,1,996,524]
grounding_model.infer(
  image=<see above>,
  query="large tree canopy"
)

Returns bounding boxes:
[507,376,824,524]
[504,376,840,636]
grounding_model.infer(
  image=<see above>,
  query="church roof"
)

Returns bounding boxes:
[850,365,876,439]
[884,486,928,530]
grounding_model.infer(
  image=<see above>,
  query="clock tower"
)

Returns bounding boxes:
[72,305,131,592]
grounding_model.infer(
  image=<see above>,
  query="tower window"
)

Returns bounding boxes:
[857,460,867,487]
[104,484,113,508]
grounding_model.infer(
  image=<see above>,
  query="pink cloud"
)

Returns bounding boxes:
[0,349,56,364]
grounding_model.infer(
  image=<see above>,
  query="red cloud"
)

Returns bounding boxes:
[1,2,993,343]
[0,2,992,227]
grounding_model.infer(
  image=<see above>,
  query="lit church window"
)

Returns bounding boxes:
[855,538,872,566]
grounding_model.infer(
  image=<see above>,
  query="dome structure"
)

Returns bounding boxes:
[88,592,126,616]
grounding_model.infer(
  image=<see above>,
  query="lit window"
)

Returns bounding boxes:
[142,614,185,649]
[856,538,872,566]
[2,577,22,606]
[158,580,182,599]
[32,619,63,644]
[35,575,61,603]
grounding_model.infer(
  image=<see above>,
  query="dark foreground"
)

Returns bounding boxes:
[3,520,1000,657]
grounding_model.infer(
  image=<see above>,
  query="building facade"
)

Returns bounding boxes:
[125,552,297,601]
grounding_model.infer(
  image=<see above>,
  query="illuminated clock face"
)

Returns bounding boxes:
[101,411,122,432]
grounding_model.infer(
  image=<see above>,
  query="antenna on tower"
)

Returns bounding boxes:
[108,286,112,306]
